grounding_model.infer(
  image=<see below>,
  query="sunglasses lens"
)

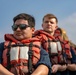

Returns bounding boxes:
[12,25,18,31]
[19,24,27,30]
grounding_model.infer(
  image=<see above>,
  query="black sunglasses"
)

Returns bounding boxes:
[12,24,30,31]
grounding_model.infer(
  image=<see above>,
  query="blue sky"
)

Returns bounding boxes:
[0,0,76,44]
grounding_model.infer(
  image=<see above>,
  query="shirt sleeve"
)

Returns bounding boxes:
[70,47,76,64]
[35,47,51,69]
[0,42,4,63]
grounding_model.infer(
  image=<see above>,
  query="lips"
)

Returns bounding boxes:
[16,33,22,36]
[47,26,52,29]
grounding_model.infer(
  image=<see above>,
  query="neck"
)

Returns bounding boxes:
[44,31,54,36]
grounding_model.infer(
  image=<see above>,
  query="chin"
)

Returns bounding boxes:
[16,36,23,40]
[46,29,52,32]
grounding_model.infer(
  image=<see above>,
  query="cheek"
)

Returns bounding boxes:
[43,26,47,29]
[23,29,32,35]
[53,26,57,29]
[13,31,16,35]
[42,24,46,28]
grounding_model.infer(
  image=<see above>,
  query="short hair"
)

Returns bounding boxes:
[13,13,35,28]
[42,13,58,23]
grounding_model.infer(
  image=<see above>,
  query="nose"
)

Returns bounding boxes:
[16,27,21,31]
[48,22,51,24]
[47,22,51,25]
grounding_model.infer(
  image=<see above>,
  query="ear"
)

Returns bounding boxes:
[55,26,58,29]
[32,28,35,34]
[42,24,43,28]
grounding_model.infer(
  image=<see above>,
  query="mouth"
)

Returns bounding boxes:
[45,26,51,29]
[16,33,22,36]
[48,25,51,27]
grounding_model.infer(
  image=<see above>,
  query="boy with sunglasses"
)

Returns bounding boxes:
[0,13,51,75]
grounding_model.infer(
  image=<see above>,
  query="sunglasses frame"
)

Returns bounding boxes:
[12,24,30,31]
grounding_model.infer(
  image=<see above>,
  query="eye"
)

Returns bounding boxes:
[44,21,49,23]
[12,25,18,31]
[50,22,54,24]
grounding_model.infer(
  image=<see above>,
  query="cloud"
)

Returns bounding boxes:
[59,13,76,44]
[59,13,76,26]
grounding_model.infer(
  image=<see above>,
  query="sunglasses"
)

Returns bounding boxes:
[12,24,30,31]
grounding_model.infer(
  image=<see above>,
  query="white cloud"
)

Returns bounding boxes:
[59,13,76,44]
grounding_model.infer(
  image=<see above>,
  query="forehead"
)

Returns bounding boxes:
[14,19,28,25]
[43,17,56,22]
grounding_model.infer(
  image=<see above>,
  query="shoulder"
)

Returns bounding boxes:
[0,42,4,63]
[0,42,4,51]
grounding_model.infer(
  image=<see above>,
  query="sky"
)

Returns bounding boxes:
[0,0,76,44]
